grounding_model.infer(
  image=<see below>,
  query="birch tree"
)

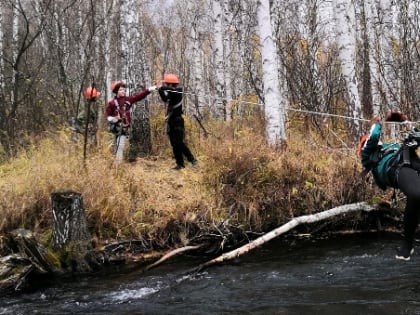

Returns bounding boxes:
[223,0,233,120]
[183,0,207,117]
[127,1,153,159]
[257,0,287,144]
[396,1,420,116]
[103,0,115,105]
[365,0,397,114]
[333,0,362,132]
[212,0,226,119]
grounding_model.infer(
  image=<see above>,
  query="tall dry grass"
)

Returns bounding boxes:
[0,115,382,248]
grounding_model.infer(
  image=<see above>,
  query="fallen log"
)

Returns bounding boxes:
[193,201,377,272]
[144,245,202,272]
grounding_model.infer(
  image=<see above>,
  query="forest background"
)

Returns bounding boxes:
[0,0,418,251]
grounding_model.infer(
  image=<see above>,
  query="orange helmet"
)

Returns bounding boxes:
[84,87,101,100]
[162,74,180,84]
[111,81,126,93]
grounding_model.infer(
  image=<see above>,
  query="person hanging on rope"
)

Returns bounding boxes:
[106,81,157,162]
[157,73,197,170]
[359,111,420,260]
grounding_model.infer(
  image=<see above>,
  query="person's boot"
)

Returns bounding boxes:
[190,159,198,166]
[396,242,414,261]
[172,164,185,170]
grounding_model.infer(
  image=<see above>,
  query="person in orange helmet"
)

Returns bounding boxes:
[105,81,157,161]
[157,73,197,170]
[73,86,102,142]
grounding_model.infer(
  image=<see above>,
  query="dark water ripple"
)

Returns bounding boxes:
[1,233,420,315]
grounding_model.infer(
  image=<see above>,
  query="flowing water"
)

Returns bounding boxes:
[1,233,420,315]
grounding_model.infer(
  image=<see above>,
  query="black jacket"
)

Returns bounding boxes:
[158,86,183,119]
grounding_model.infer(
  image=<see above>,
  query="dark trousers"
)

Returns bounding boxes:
[167,116,195,167]
[396,167,420,245]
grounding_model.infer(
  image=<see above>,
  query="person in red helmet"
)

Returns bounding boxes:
[158,73,197,170]
[106,81,156,161]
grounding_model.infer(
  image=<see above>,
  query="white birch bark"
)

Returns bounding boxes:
[238,0,258,114]
[333,0,362,128]
[318,0,335,44]
[195,202,376,271]
[257,0,287,144]
[378,0,398,110]
[121,0,138,93]
[187,0,206,116]
[11,3,19,106]
[212,0,226,119]
[364,0,381,115]
[223,0,232,121]
[104,0,114,102]
[366,0,397,114]
[300,0,325,110]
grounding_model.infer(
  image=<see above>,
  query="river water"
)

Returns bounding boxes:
[1,233,420,314]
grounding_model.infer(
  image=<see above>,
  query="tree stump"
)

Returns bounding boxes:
[51,190,98,272]
[51,191,90,250]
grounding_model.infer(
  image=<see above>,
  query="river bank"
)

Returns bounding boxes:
[0,199,402,296]
[0,119,404,295]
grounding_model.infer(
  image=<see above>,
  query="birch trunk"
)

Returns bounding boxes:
[212,0,226,119]
[257,0,287,144]
[187,0,206,117]
[223,0,232,121]
[195,202,376,271]
[333,0,362,131]
[127,3,152,159]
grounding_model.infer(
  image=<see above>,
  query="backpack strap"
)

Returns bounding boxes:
[165,101,182,120]
[401,145,411,166]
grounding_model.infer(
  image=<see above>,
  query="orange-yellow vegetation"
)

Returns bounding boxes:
[0,112,385,248]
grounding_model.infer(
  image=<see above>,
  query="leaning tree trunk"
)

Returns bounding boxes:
[193,202,376,272]
[127,99,152,161]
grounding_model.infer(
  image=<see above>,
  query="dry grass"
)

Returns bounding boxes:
[0,115,384,248]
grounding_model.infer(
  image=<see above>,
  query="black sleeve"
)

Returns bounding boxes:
[158,87,169,102]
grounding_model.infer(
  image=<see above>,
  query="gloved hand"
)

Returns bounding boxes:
[107,116,119,123]
[385,111,408,122]
[148,85,157,92]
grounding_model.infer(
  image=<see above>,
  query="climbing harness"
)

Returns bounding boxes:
[108,99,132,161]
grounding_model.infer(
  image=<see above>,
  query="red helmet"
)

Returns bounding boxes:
[162,74,180,84]
[84,87,101,99]
[111,81,126,93]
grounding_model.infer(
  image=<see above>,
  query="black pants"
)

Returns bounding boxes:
[167,116,195,167]
[396,167,420,245]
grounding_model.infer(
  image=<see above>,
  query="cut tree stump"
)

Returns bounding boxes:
[51,190,97,272]
[51,190,90,250]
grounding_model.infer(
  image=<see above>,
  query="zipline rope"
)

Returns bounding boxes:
[171,89,418,126]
